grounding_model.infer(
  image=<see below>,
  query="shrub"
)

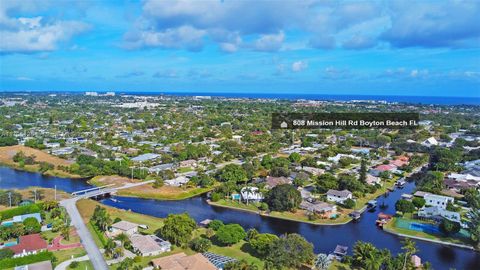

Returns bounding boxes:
[69,261,79,268]
[342,198,356,209]
[207,219,224,231]
[189,237,212,252]
[211,192,222,202]
[0,251,54,269]
[0,204,41,220]
[215,224,246,246]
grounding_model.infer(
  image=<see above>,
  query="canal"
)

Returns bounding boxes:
[0,167,479,269]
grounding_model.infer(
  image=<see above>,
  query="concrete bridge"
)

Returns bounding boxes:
[61,179,155,270]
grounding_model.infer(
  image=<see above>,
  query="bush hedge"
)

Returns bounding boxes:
[0,251,54,268]
[0,204,42,221]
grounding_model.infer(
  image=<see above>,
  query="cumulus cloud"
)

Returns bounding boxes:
[382,0,480,48]
[116,71,145,78]
[292,61,308,72]
[0,2,89,53]
[123,0,480,52]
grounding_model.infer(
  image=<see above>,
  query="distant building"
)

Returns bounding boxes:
[131,153,161,163]
[414,192,454,209]
[265,176,291,189]
[421,137,438,147]
[326,189,353,204]
[105,92,115,96]
[85,92,98,96]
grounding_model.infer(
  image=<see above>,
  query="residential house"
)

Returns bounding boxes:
[130,234,171,257]
[414,192,454,209]
[131,153,161,163]
[300,201,337,218]
[326,189,353,204]
[165,176,190,187]
[296,166,324,176]
[179,159,197,168]
[366,174,381,186]
[265,176,291,189]
[110,221,139,237]
[369,164,396,177]
[150,252,217,270]
[417,206,460,222]
[148,163,174,174]
[240,187,263,202]
[421,137,438,147]
[8,234,48,257]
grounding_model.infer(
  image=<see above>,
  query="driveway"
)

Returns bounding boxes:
[61,198,109,270]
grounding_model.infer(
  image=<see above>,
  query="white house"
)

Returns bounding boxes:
[421,137,438,147]
[240,187,263,202]
[130,234,171,257]
[110,221,139,236]
[418,206,460,222]
[423,193,454,209]
[326,189,353,204]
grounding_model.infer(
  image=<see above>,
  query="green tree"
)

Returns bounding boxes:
[215,224,246,246]
[440,219,461,235]
[219,164,248,183]
[189,237,212,252]
[359,159,368,183]
[468,209,480,249]
[224,259,259,270]
[265,184,301,212]
[160,213,196,246]
[207,219,224,231]
[315,173,339,193]
[412,197,426,208]
[265,233,314,269]
[395,199,415,213]
[249,233,278,257]
[288,152,301,164]
[23,217,41,234]
[91,206,112,232]
[314,253,329,270]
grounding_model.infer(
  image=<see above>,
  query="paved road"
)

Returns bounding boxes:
[60,198,108,270]
[54,255,90,270]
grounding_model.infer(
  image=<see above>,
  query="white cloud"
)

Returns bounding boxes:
[0,2,90,54]
[254,31,285,52]
[292,61,308,72]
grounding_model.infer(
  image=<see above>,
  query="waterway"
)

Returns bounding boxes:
[1,167,479,269]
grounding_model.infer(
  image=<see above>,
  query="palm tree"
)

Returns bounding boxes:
[401,238,418,270]
[314,253,329,270]
[244,187,253,205]
[61,225,70,241]
[113,246,124,258]
[353,241,378,269]
[104,239,116,258]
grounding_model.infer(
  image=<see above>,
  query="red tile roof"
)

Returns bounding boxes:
[374,164,395,171]
[8,234,48,254]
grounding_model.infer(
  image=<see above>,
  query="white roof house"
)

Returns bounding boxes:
[326,189,353,204]
[240,187,263,202]
[418,206,460,222]
[421,137,438,147]
[165,176,190,187]
[130,234,171,257]
[110,221,139,236]
[131,153,161,163]
[423,193,454,209]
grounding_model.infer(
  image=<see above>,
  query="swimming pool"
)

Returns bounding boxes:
[409,222,441,234]
[1,221,14,227]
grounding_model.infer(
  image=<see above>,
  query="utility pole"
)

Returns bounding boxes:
[54,185,57,201]
[131,167,134,180]
[8,192,12,207]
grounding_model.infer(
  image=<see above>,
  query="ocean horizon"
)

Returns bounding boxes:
[1,90,479,105]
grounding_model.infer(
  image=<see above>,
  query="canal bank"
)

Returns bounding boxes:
[1,166,479,270]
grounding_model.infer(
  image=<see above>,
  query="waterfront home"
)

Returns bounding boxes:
[414,192,454,209]
[14,260,52,270]
[110,220,139,237]
[130,234,171,257]
[417,206,460,222]
[390,156,409,167]
[165,176,190,187]
[326,189,353,204]
[240,186,264,202]
[150,252,217,270]
[299,201,337,217]
[265,176,291,189]
[8,234,48,258]
[131,153,161,163]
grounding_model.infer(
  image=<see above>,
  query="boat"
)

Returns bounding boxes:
[110,198,119,202]
[367,200,377,208]
[375,212,393,228]
[349,211,362,221]
[396,179,406,188]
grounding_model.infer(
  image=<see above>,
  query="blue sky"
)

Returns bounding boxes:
[0,0,479,97]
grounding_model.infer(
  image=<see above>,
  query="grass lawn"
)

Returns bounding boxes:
[54,247,87,264]
[68,260,94,270]
[383,217,474,247]
[78,199,267,268]
[89,175,213,200]
[210,199,351,225]
[177,167,193,173]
